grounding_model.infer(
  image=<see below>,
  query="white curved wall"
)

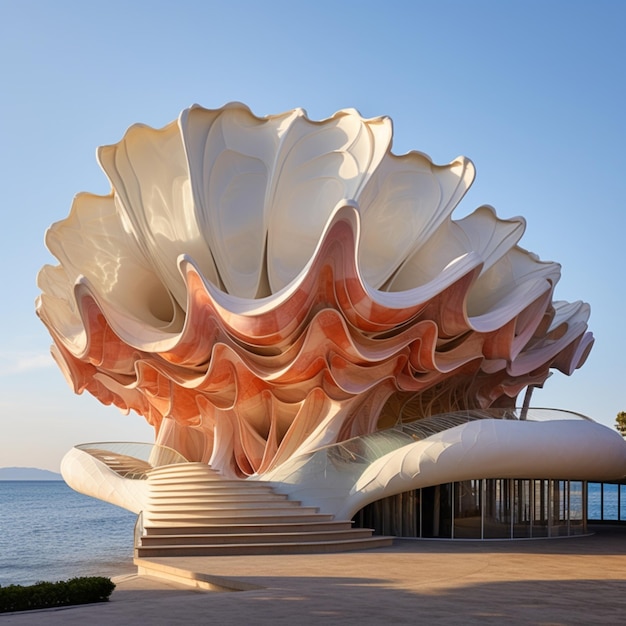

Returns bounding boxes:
[60,447,149,514]
[266,419,626,520]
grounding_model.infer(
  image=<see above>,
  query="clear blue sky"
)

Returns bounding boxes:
[1,0,624,472]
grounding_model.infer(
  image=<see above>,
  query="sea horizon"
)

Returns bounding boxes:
[0,466,62,481]
[0,480,137,587]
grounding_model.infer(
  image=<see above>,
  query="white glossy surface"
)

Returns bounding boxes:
[60,447,149,514]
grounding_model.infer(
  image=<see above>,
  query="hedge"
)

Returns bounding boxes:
[0,576,115,613]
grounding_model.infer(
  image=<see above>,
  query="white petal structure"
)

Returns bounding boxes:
[37,104,625,533]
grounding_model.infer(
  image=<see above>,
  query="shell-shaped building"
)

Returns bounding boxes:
[37,104,626,548]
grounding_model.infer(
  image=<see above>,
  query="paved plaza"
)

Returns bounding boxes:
[3,526,626,625]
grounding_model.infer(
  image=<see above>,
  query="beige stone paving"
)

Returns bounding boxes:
[3,527,626,625]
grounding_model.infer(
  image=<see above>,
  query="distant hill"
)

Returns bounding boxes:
[0,467,62,480]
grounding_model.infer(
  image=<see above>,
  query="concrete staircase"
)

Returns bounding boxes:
[136,463,393,556]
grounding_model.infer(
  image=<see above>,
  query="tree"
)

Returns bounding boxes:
[615,411,626,437]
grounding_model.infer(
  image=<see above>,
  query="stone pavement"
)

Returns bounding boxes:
[3,526,626,625]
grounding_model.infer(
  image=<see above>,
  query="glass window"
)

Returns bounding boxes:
[454,480,482,539]
[532,479,549,537]
[587,482,601,520]
[422,484,453,538]
[355,478,590,540]
[484,479,511,538]
[513,479,532,538]
[569,481,584,534]
[551,480,569,536]
[401,490,420,537]
[602,483,619,521]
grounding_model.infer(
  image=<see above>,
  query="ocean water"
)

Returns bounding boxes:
[588,482,626,521]
[0,481,137,587]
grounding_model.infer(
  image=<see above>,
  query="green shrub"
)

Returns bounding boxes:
[0,576,115,613]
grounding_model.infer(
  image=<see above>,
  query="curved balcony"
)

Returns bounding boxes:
[74,442,189,479]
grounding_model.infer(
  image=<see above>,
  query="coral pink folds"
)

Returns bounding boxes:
[36,103,594,478]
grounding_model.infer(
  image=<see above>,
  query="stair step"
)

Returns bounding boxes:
[147,476,226,484]
[145,500,302,512]
[143,520,354,535]
[147,483,277,489]
[141,528,376,546]
[148,466,223,473]
[148,463,218,473]
[147,493,289,504]
[147,485,277,495]
[143,513,334,526]
[145,504,319,517]
[136,536,394,557]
